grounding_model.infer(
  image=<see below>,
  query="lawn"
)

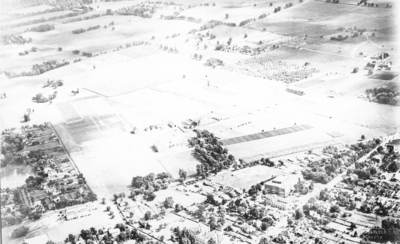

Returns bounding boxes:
[209,165,290,190]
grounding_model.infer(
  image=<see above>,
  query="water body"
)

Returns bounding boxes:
[0,165,33,189]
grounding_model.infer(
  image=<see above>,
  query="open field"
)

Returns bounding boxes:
[210,165,293,190]
[1,10,73,27]
[254,1,396,30]
[8,4,55,15]
[225,128,338,160]
[1,201,122,244]
[1,0,399,242]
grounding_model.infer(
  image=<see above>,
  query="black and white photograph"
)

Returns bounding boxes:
[0,0,399,243]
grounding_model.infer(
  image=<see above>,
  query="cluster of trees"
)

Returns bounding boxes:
[302,169,332,183]
[239,19,255,27]
[5,59,69,78]
[358,0,384,7]
[1,34,32,45]
[284,3,294,8]
[274,6,282,13]
[381,151,400,172]
[225,198,275,231]
[131,172,173,201]
[193,53,203,60]
[205,58,224,67]
[366,86,399,106]
[190,130,236,176]
[366,219,400,242]
[200,20,236,31]
[258,13,267,19]
[64,224,156,244]
[171,227,198,244]
[62,13,105,24]
[330,35,349,41]
[1,10,86,30]
[11,225,29,238]
[116,6,154,18]
[82,52,93,57]
[19,50,30,56]
[29,24,55,32]
[71,25,100,34]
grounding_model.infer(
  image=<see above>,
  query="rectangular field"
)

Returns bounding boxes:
[220,124,312,146]
[226,128,339,161]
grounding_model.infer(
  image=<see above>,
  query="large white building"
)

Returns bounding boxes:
[264,175,297,198]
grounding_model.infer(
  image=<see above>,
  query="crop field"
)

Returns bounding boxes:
[247,20,338,38]
[69,135,166,198]
[1,1,399,242]
[179,4,277,23]
[226,128,339,161]
[220,124,312,146]
[263,1,395,30]
[56,98,130,144]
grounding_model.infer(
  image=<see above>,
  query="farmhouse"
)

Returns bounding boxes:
[264,175,296,198]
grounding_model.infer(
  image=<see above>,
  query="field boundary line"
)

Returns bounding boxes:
[49,122,95,194]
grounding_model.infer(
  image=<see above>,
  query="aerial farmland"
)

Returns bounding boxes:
[1,0,399,243]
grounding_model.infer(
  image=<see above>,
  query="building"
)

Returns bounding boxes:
[64,204,92,220]
[188,224,224,244]
[264,195,288,210]
[264,175,296,198]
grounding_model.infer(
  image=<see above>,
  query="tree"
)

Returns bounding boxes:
[295,209,304,219]
[11,226,29,238]
[58,47,62,51]
[288,218,294,226]
[259,237,270,244]
[163,197,174,208]
[208,238,217,244]
[330,205,341,213]
[361,135,366,140]
[350,223,356,230]
[132,176,143,188]
[388,161,399,172]
[144,211,152,220]
[179,169,187,182]
[24,114,30,122]
[353,67,359,73]
[225,14,229,19]
[175,204,183,212]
